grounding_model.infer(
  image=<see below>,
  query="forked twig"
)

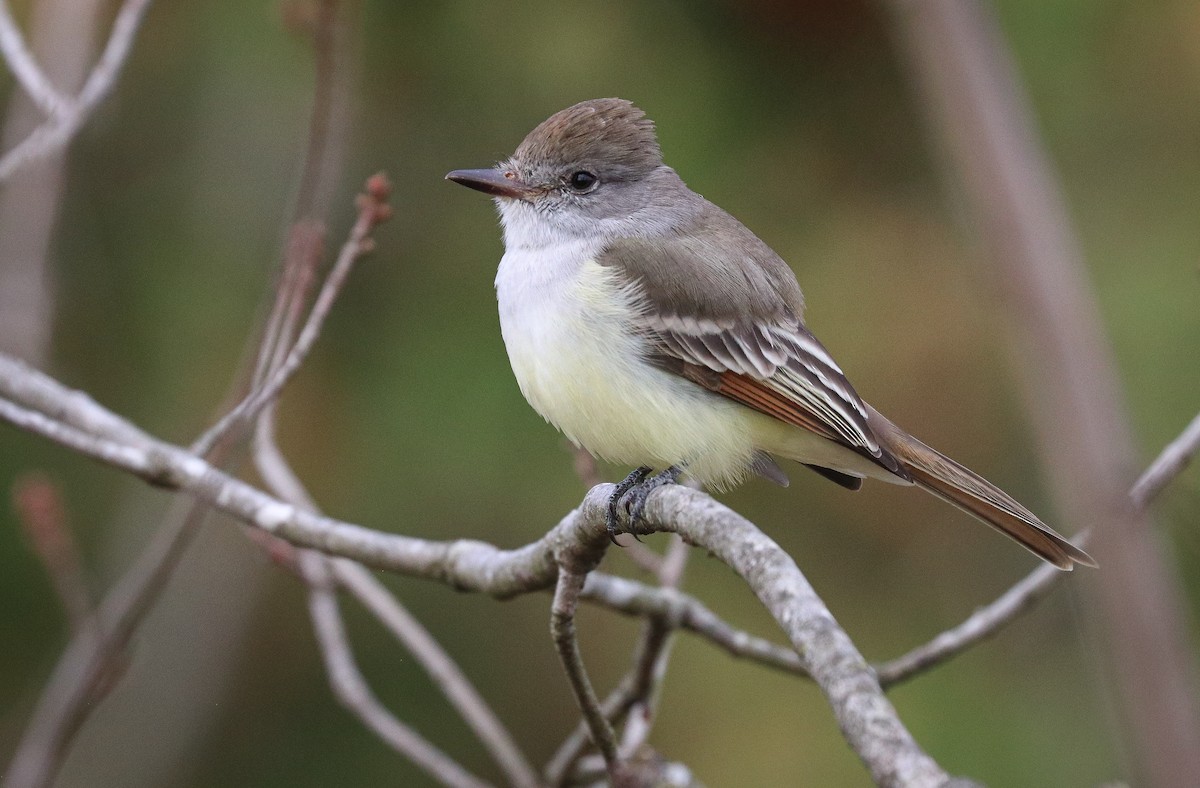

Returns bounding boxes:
[191,174,392,456]
[301,552,491,788]
[0,0,154,181]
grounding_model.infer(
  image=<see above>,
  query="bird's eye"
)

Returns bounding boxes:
[567,171,598,192]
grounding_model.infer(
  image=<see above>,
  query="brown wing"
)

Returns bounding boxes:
[596,200,906,480]
[657,322,907,479]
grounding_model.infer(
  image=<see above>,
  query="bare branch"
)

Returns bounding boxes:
[544,537,688,784]
[254,407,536,787]
[192,174,392,456]
[1131,411,1200,508]
[0,1,68,114]
[615,538,689,758]
[0,356,965,785]
[249,379,483,786]
[581,573,806,677]
[546,617,678,786]
[246,196,535,787]
[0,0,153,181]
[551,569,619,770]
[334,561,540,788]
[875,560,1063,688]
[254,219,326,393]
[545,672,638,786]
[301,552,491,788]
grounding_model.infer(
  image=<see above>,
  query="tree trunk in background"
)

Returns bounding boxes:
[890,1,1200,785]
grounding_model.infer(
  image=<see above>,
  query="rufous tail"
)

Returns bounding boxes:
[870,409,1096,570]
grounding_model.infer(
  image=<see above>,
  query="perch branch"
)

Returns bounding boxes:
[0,354,959,785]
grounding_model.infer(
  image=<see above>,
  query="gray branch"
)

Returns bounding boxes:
[1,353,967,786]
[0,0,153,181]
[301,552,490,788]
[1130,411,1200,508]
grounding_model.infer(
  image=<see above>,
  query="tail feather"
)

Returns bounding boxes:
[870,410,1095,570]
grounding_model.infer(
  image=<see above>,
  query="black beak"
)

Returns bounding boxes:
[445,168,536,199]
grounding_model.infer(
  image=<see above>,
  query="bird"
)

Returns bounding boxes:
[446,98,1095,570]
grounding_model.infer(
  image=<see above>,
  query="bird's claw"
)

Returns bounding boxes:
[606,466,682,543]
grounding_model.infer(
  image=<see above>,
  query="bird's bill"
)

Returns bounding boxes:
[445,168,536,199]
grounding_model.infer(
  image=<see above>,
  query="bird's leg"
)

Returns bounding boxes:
[617,465,683,538]
[607,466,652,541]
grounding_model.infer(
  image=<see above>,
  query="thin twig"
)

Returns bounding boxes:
[254,410,536,787]
[580,573,806,677]
[619,537,689,750]
[615,538,688,761]
[301,552,491,788]
[333,560,541,788]
[0,0,153,181]
[0,0,68,114]
[875,558,1065,688]
[545,538,689,784]
[246,191,535,787]
[1131,410,1200,508]
[546,622,677,786]
[253,219,325,392]
[876,402,1200,685]
[545,674,637,786]
[550,569,619,769]
[191,174,391,456]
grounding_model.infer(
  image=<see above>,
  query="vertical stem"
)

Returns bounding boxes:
[550,569,618,768]
[889,1,1200,783]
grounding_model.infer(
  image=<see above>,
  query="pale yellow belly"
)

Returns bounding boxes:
[497,257,896,489]
[499,260,766,488]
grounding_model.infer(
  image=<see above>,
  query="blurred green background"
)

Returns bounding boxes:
[1,1,1198,785]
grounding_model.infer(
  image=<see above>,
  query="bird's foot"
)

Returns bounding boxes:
[607,466,651,542]
[607,466,682,542]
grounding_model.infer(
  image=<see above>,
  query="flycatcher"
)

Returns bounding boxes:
[447,98,1094,570]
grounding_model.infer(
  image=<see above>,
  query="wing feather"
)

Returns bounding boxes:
[642,309,902,475]
[595,204,906,478]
